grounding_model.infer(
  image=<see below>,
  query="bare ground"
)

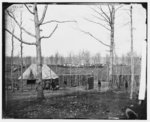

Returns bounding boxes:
[3,87,146,119]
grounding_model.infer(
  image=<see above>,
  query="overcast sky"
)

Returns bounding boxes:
[5,3,146,57]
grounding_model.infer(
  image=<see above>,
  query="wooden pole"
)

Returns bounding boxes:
[20,12,23,92]
[109,5,115,88]
[70,56,72,86]
[11,29,14,92]
[130,5,134,99]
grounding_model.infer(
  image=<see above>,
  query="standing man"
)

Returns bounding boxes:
[125,79,128,92]
[64,80,67,89]
[98,80,101,91]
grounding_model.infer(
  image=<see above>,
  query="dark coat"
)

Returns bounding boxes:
[98,80,101,87]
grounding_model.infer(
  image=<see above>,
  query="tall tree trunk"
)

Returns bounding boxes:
[11,29,14,92]
[130,5,134,99]
[109,5,115,88]
[20,42,23,91]
[20,12,23,92]
[34,4,44,100]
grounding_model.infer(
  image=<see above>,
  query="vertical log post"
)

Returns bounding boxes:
[130,5,134,99]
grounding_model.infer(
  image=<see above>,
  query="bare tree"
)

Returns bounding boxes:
[59,56,65,66]
[24,56,32,66]
[10,28,15,92]
[19,11,24,92]
[91,4,115,85]
[94,53,101,79]
[121,54,126,65]
[6,4,44,99]
[130,5,134,99]
[78,51,83,66]
[49,55,54,65]
[80,50,90,66]
[5,4,76,100]
[5,7,16,92]
[95,53,101,65]
[79,4,123,86]
[69,53,72,75]
[54,52,59,73]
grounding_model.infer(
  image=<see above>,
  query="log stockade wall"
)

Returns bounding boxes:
[5,64,141,92]
[58,74,93,87]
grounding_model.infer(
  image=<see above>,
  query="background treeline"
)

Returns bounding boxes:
[5,50,141,67]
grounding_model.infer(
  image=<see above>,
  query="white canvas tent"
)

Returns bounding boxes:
[18,64,58,80]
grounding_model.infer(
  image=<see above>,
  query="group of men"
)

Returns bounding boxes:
[44,81,59,90]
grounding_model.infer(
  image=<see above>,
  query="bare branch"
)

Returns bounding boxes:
[40,24,58,39]
[78,28,110,47]
[91,14,110,26]
[99,5,111,22]
[20,11,23,26]
[91,7,110,23]
[39,5,48,25]
[42,20,77,25]
[24,4,34,15]
[6,28,36,45]
[6,10,36,38]
[20,11,23,43]
[115,5,124,12]
[84,18,111,31]
[108,5,112,14]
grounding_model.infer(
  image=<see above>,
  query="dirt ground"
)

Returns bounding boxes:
[3,87,146,119]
